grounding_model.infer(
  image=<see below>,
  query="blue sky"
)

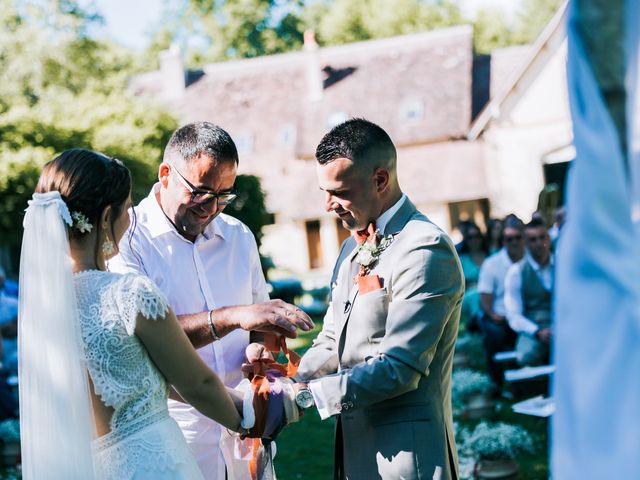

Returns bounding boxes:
[92,0,165,50]
[92,0,519,51]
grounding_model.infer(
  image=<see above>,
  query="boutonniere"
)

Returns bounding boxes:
[352,228,393,295]
[354,230,393,276]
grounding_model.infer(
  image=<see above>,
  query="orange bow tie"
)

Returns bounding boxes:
[354,222,377,245]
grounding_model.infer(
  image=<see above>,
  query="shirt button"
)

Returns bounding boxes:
[335,403,342,412]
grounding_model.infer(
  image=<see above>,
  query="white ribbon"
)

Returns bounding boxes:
[26,191,72,227]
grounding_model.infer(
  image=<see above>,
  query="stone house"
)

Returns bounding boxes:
[130,4,570,276]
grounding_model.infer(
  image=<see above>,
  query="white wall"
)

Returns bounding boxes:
[261,220,309,274]
[482,41,573,221]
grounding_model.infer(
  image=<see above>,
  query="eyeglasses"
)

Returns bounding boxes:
[171,166,237,206]
[504,234,523,243]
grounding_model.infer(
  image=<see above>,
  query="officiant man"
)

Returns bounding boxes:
[295,118,464,479]
[110,121,313,479]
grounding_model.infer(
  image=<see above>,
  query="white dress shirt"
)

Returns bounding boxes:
[309,194,407,419]
[109,184,269,480]
[477,248,518,317]
[504,254,554,336]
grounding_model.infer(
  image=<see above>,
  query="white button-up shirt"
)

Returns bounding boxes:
[477,248,518,317]
[109,184,269,480]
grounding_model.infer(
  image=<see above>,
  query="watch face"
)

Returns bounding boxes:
[296,389,314,409]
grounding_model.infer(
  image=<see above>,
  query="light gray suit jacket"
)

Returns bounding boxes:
[298,198,464,480]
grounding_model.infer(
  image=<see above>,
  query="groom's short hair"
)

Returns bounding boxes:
[163,122,239,167]
[315,118,397,170]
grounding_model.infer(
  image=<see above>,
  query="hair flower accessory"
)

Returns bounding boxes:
[72,212,93,233]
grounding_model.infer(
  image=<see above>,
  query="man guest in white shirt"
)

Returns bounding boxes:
[476,216,524,390]
[504,218,554,366]
[110,121,313,479]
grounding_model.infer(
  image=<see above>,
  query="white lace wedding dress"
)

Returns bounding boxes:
[74,270,205,480]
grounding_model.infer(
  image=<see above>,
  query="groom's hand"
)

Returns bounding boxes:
[232,300,314,338]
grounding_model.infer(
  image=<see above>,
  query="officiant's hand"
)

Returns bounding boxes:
[232,300,314,338]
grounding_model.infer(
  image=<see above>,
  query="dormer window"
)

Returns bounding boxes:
[400,99,424,121]
[279,124,297,146]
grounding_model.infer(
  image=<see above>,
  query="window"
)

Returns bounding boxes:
[279,124,296,146]
[305,220,324,269]
[400,98,424,121]
[448,198,490,233]
[234,132,254,155]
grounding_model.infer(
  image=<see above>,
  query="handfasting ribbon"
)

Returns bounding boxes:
[247,334,301,479]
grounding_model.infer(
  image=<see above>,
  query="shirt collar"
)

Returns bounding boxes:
[375,194,407,234]
[142,183,225,241]
[526,252,553,271]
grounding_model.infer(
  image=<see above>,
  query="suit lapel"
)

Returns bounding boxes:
[335,197,418,349]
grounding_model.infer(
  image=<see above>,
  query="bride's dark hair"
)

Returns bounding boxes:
[35,148,133,240]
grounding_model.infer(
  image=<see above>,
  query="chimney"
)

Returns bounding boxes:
[159,44,186,101]
[304,30,323,102]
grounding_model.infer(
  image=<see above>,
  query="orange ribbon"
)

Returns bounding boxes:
[247,334,301,479]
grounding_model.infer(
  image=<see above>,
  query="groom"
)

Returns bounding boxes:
[295,119,463,479]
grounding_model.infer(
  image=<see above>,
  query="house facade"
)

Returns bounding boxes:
[131,5,570,277]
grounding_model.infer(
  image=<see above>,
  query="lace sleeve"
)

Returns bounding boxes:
[115,274,170,335]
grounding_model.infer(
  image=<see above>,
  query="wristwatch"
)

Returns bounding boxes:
[295,383,315,409]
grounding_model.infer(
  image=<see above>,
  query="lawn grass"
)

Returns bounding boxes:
[275,317,335,478]
[275,317,549,479]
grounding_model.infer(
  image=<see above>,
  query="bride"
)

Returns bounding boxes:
[19,149,247,479]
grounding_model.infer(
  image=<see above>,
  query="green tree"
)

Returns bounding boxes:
[309,0,465,46]
[473,8,514,54]
[184,0,305,63]
[223,174,272,249]
[0,0,176,268]
[512,0,565,44]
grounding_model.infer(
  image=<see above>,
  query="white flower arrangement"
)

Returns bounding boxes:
[462,421,534,461]
[451,369,494,409]
[72,211,93,233]
[354,230,393,274]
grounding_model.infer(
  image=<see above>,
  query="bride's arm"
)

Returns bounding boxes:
[135,308,243,432]
[168,386,244,415]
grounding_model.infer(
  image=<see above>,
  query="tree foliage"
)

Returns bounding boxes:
[223,175,272,249]
[0,0,176,261]
[164,0,564,61]
[309,0,464,46]
[182,0,305,64]
[473,0,565,53]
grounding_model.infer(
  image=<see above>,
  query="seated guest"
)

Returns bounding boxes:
[477,215,524,390]
[504,218,554,366]
[485,217,503,254]
[458,222,488,326]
